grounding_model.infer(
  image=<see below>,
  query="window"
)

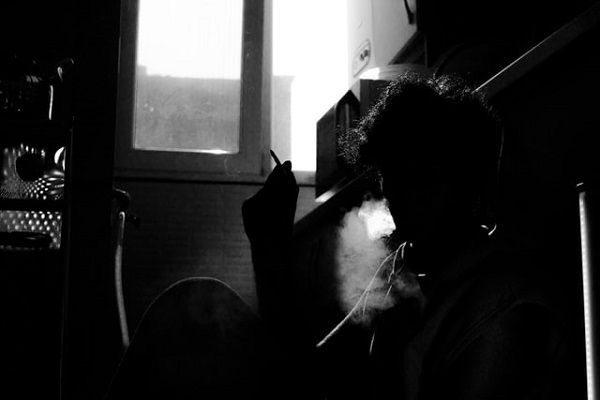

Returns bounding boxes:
[134,0,243,154]
[115,0,269,180]
[271,0,348,178]
[116,0,348,182]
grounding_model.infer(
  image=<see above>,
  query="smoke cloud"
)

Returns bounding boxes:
[335,197,419,326]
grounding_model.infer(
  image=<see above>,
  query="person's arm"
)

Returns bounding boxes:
[434,303,564,400]
[242,160,299,326]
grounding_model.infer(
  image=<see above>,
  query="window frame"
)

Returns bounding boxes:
[114,0,271,182]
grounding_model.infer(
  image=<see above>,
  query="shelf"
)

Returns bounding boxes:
[0,198,64,211]
[0,231,54,249]
[0,119,70,145]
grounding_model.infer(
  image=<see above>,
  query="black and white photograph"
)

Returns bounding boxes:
[1,1,599,399]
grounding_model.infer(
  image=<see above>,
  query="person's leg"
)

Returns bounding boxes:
[105,277,305,400]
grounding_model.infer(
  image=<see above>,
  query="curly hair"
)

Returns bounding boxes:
[339,73,503,192]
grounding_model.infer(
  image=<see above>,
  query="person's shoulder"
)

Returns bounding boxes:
[465,237,555,310]
[435,239,557,348]
[428,241,560,369]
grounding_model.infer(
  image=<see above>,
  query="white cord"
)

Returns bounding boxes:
[115,211,130,349]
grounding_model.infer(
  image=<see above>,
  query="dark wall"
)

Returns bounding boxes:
[60,0,123,399]
[492,19,600,283]
[423,0,599,85]
[488,23,600,393]
[112,180,316,333]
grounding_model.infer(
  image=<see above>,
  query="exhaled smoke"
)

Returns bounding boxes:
[336,197,418,326]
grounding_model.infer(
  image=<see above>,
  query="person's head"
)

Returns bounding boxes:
[341,73,503,249]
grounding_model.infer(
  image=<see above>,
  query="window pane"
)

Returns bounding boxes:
[271,0,348,172]
[134,0,243,154]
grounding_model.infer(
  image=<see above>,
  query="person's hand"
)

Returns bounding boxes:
[242,160,299,249]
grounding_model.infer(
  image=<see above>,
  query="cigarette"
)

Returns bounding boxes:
[269,149,282,167]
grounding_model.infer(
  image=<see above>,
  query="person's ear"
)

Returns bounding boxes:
[476,179,498,234]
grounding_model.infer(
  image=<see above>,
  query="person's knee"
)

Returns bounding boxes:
[157,277,254,326]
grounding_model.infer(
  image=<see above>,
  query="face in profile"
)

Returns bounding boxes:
[341,75,500,250]
[379,153,476,248]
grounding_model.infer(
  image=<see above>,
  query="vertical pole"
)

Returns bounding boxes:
[579,183,598,400]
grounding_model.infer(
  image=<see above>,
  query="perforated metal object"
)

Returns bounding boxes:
[0,210,62,249]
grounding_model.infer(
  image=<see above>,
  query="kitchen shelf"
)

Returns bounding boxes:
[0,198,64,211]
[0,119,70,145]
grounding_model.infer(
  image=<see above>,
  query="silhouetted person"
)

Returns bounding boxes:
[244,73,580,399]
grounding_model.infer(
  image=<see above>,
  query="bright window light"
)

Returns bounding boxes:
[272,1,349,173]
[134,0,243,154]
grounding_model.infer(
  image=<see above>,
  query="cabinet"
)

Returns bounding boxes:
[0,55,73,399]
[1,2,123,399]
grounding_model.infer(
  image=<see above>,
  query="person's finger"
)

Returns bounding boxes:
[265,164,284,185]
[283,162,298,191]
[267,161,294,185]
